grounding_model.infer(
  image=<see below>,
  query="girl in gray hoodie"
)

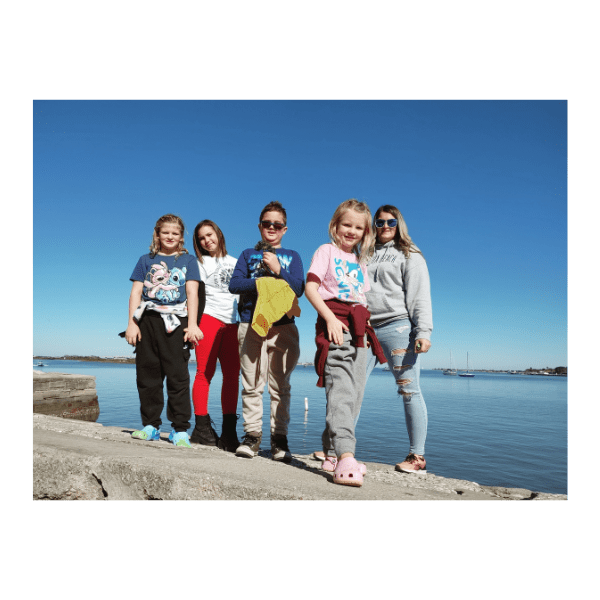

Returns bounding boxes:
[365,204,432,474]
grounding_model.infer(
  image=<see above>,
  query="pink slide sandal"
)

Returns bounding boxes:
[333,457,364,487]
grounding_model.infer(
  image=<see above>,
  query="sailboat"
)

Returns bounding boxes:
[459,352,475,377]
[443,351,457,376]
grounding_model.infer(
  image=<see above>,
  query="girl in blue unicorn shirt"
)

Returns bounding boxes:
[125,214,204,448]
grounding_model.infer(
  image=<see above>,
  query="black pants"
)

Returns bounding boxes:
[136,311,191,432]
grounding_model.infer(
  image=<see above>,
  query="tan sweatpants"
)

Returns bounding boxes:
[237,322,300,435]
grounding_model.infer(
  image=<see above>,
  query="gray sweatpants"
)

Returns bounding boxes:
[321,330,368,457]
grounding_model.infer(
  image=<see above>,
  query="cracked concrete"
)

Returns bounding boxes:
[33,414,566,501]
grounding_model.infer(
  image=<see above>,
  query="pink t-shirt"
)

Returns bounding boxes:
[307,243,370,306]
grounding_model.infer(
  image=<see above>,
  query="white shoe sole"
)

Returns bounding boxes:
[235,445,258,458]
[272,451,292,462]
[396,466,427,474]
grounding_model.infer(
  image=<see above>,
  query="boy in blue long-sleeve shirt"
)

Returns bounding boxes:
[229,201,305,462]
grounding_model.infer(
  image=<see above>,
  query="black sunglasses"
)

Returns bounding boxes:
[260,220,285,231]
[375,219,398,228]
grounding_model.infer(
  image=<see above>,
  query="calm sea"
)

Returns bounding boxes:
[34,360,567,495]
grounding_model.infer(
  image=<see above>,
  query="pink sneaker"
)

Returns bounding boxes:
[395,453,427,474]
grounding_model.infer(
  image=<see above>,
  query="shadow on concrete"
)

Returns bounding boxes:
[118,428,335,482]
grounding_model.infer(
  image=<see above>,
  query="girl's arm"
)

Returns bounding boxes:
[404,254,433,353]
[184,280,204,344]
[305,278,349,346]
[125,281,144,346]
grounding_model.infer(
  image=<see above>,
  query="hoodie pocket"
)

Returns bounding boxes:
[366,292,396,317]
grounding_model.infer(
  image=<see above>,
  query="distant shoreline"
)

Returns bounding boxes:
[34,355,136,365]
[33,356,566,374]
[32,356,315,366]
[431,368,567,376]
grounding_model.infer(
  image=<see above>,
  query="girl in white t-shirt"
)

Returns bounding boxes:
[305,199,381,487]
[190,219,241,451]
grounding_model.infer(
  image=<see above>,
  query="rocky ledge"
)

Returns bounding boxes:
[33,371,99,421]
[32,414,566,501]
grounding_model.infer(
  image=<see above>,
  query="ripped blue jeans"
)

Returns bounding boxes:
[365,318,428,456]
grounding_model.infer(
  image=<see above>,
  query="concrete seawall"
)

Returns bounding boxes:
[33,371,99,421]
[32,414,566,501]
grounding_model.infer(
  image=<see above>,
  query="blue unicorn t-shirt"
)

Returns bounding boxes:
[130,253,201,306]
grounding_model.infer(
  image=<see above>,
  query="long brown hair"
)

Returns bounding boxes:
[193,220,227,263]
[374,205,421,259]
[149,214,188,258]
[328,199,375,264]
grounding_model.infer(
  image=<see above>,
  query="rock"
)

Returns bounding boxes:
[32,414,567,501]
[33,371,99,422]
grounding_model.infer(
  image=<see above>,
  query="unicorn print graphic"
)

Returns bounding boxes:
[144,261,187,303]
[334,257,365,302]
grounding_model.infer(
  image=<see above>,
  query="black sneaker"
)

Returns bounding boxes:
[271,434,292,463]
[235,432,262,458]
[190,414,219,446]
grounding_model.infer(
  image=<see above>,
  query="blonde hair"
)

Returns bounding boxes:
[193,219,228,263]
[374,204,422,259]
[328,199,375,264]
[149,214,189,258]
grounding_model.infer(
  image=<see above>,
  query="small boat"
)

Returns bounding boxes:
[36,361,46,367]
[443,351,457,376]
[459,352,475,377]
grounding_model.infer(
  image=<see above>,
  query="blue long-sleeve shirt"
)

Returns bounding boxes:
[229,246,305,324]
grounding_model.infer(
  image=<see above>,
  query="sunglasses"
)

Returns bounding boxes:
[260,220,286,231]
[375,219,398,228]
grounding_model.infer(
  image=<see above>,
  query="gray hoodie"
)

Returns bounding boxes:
[365,242,433,340]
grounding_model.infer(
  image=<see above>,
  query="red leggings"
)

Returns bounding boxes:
[192,313,240,416]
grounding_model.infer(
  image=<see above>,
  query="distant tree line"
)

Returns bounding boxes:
[525,366,567,374]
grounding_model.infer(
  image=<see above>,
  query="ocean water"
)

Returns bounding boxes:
[33,360,567,495]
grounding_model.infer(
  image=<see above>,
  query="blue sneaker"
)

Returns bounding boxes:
[169,430,192,448]
[131,425,160,441]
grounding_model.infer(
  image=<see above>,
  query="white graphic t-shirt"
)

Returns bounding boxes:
[198,255,239,324]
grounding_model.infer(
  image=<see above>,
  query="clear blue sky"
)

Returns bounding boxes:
[33,100,567,370]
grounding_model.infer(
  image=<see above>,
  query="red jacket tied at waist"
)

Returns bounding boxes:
[314,299,387,387]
